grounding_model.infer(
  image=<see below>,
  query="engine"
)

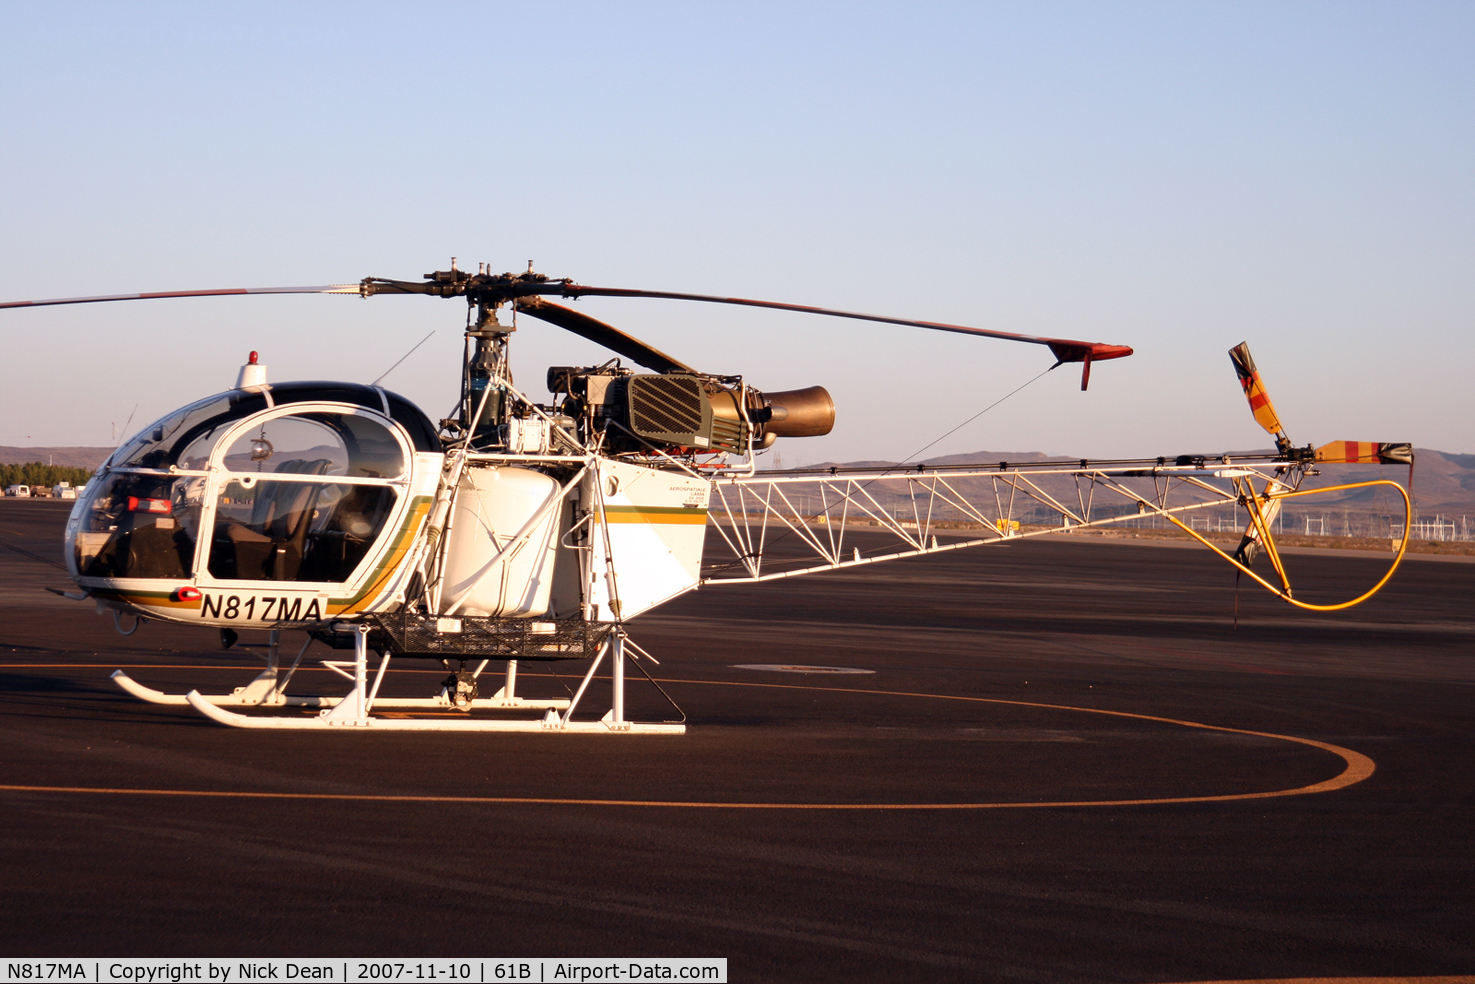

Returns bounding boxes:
[544,366,835,457]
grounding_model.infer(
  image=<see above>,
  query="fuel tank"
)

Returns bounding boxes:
[440,466,561,617]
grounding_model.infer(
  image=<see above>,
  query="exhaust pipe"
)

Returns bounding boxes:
[761,385,835,438]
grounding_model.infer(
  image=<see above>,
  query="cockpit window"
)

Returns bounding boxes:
[113,392,269,470]
[220,412,405,480]
[271,382,440,452]
[208,477,397,582]
[74,471,205,579]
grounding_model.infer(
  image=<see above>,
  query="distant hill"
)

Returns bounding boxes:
[1401,449,1475,515]
[0,447,114,470]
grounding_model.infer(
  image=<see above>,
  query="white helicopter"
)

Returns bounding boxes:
[1,264,1413,733]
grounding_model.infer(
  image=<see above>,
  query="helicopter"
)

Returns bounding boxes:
[0,264,1414,733]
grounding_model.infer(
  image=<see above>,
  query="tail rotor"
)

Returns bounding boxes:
[1225,342,1414,577]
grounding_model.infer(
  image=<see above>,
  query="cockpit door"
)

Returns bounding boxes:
[195,404,425,621]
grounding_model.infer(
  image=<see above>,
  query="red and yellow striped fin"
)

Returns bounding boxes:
[1228,342,1285,437]
[1314,441,1414,465]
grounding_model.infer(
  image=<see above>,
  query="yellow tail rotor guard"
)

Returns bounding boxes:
[1164,479,1411,612]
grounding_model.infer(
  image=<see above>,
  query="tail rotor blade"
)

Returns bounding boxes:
[1228,342,1287,439]
[1315,441,1414,465]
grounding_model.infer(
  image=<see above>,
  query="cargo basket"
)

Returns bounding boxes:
[366,613,613,661]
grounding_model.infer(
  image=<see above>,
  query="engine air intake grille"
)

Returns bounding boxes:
[628,375,706,439]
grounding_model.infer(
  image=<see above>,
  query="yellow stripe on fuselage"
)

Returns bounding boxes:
[601,505,709,525]
[330,497,433,615]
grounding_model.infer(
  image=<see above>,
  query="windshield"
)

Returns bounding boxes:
[74,471,205,579]
[112,391,269,471]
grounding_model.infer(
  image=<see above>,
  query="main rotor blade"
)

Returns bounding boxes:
[6,270,1132,389]
[513,297,694,374]
[358,273,1135,378]
[0,285,360,310]
[554,284,1135,368]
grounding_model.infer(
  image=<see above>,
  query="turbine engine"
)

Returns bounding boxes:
[546,366,834,455]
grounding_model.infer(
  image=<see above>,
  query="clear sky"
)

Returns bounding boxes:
[1,1,1470,463]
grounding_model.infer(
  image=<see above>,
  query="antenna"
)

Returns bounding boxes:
[372,329,436,386]
[113,404,139,452]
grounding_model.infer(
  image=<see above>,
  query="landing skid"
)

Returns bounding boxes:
[111,670,567,711]
[112,630,570,712]
[116,625,684,734]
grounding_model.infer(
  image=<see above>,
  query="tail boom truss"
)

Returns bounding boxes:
[703,457,1411,609]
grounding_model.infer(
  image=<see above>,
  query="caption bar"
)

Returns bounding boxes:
[3,963,725,984]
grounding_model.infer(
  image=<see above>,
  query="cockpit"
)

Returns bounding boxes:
[68,383,438,591]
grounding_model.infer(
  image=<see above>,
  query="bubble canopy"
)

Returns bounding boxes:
[71,383,437,588]
[109,381,438,471]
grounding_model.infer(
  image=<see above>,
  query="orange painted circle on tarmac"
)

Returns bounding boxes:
[0,667,1376,810]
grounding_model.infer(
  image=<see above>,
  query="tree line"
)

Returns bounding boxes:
[1,462,96,489]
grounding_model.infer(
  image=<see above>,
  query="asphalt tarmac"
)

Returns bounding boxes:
[1,499,1472,982]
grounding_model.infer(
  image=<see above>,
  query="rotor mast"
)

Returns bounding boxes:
[457,261,516,445]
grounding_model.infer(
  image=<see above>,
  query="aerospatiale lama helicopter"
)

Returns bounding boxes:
[0,263,1415,733]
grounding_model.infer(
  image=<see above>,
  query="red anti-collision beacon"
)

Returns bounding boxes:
[235,350,268,390]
